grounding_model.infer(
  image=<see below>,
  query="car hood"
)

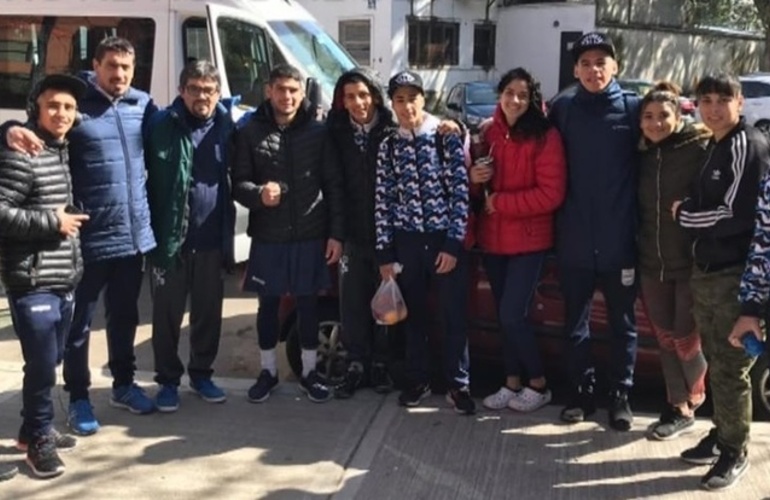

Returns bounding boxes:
[465,103,496,118]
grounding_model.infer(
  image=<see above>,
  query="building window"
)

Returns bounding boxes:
[407,18,459,68]
[473,23,496,68]
[339,19,371,66]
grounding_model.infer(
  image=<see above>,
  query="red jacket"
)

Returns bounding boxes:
[477,106,567,255]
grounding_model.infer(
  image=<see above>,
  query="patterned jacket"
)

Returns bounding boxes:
[374,113,469,264]
[740,161,770,318]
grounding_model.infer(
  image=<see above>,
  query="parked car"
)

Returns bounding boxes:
[738,73,770,133]
[274,249,770,420]
[442,80,498,131]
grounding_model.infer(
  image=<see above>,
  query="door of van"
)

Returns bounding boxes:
[205,3,286,110]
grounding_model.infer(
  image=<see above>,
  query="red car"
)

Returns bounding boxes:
[278,250,770,419]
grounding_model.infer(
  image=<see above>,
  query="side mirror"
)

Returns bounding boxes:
[306,77,324,121]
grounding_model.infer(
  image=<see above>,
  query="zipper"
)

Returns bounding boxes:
[655,147,664,281]
[690,143,715,263]
[29,251,41,287]
[284,128,297,240]
[114,102,139,251]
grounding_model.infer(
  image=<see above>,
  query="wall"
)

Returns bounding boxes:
[497,2,596,99]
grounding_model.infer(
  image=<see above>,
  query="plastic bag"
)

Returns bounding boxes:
[371,276,408,325]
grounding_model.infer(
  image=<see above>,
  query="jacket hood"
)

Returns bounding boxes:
[328,68,393,126]
[639,122,712,152]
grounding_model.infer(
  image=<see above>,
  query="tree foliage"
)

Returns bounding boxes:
[687,0,763,32]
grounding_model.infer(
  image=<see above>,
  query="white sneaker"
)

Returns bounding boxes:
[482,386,520,410]
[508,387,551,412]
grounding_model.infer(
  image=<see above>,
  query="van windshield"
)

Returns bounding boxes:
[268,20,356,99]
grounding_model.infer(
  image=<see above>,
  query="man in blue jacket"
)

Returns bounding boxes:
[4,37,158,434]
[549,32,641,431]
[145,60,236,412]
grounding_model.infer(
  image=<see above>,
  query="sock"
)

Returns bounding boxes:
[301,349,317,378]
[260,349,277,376]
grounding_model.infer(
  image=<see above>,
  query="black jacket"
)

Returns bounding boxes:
[0,134,83,293]
[638,123,711,280]
[232,100,344,243]
[327,68,397,246]
[677,119,770,270]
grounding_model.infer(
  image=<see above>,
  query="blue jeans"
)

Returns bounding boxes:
[8,291,74,439]
[560,267,638,391]
[394,231,470,389]
[63,254,144,400]
[484,252,545,380]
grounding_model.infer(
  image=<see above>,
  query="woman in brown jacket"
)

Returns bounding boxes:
[637,82,711,440]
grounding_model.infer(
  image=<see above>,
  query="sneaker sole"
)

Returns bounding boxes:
[681,455,720,466]
[0,465,18,482]
[67,423,99,436]
[16,443,76,454]
[647,424,696,441]
[193,393,226,404]
[299,386,332,403]
[399,390,432,407]
[247,384,277,404]
[156,404,179,413]
[25,457,64,479]
[109,399,155,415]
[701,461,749,491]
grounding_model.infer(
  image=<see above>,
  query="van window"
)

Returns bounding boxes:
[216,18,273,107]
[0,16,155,110]
[183,18,210,63]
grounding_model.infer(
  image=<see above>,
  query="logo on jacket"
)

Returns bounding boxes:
[711,169,721,181]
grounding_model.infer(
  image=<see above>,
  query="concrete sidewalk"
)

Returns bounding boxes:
[0,360,770,499]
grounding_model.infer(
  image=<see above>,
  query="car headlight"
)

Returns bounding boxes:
[466,115,482,126]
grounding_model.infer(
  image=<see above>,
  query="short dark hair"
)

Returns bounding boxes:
[641,81,682,116]
[496,67,550,140]
[268,64,303,86]
[695,73,741,98]
[178,59,221,89]
[94,36,135,63]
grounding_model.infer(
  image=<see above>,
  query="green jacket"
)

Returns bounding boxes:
[637,122,711,280]
[145,97,236,270]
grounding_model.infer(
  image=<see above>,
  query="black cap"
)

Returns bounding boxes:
[571,32,616,62]
[30,74,87,103]
[387,71,424,99]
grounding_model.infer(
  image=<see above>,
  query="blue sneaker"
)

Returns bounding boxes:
[67,400,100,436]
[190,378,226,404]
[110,384,156,414]
[156,384,180,413]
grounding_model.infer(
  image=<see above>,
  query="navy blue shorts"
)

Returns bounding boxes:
[242,239,331,296]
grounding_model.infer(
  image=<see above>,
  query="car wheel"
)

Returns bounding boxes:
[285,300,347,383]
[755,120,770,135]
[750,353,770,421]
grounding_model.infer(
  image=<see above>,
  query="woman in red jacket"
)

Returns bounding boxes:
[473,67,567,412]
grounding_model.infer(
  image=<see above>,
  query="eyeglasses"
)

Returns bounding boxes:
[184,84,219,97]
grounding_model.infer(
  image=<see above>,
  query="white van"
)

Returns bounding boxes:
[0,0,357,261]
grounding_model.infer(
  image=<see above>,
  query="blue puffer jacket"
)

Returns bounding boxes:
[549,80,641,271]
[68,73,157,262]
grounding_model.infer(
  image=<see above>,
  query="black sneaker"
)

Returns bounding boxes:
[608,389,633,432]
[398,383,431,407]
[0,463,17,482]
[300,370,332,403]
[446,387,476,415]
[370,362,393,394]
[560,389,596,423]
[17,427,77,453]
[247,370,279,403]
[648,406,695,441]
[26,435,65,478]
[334,364,364,399]
[701,448,749,491]
[681,428,720,465]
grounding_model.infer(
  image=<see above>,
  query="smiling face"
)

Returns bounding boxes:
[93,50,135,97]
[641,100,680,144]
[180,76,220,119]
[499,78,530,126]
[343,81,376,125]
[574,49,617,93]
[36,89,78,140]
[391,86,425,130]
[267,77,304,123]
[697,92,743,140]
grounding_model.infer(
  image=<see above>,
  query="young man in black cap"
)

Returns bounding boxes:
[0,74,90,478]
[375,70,473,413]
[549,32,641,431]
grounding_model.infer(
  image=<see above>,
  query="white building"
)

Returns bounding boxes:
[297,0,596,101]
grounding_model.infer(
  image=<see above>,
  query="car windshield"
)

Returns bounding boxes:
[466,85,498,105]
[269,20,356,101]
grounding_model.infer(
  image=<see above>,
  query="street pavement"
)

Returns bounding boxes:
[1,278,770,499]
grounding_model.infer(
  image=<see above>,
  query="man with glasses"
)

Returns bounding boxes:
[144,60,236,412]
